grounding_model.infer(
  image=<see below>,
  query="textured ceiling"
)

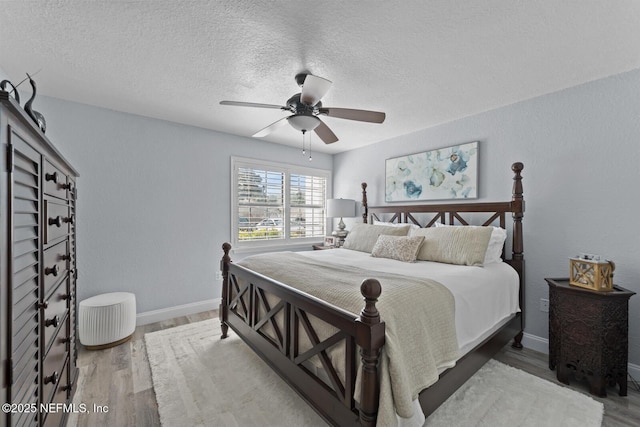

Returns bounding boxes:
[1,1,639,154]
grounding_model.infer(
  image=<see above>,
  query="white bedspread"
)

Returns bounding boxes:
[299,248,521,359]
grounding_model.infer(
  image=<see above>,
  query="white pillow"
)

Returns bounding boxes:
[434,223,507,264]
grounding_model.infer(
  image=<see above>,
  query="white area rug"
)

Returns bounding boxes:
[146,319,603,427]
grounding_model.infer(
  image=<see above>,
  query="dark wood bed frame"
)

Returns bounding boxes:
[219,162,525,426]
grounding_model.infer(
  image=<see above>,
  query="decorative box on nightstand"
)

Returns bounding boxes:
[546,277,635,397]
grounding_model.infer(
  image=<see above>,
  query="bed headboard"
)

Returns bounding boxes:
[362,162,525,287]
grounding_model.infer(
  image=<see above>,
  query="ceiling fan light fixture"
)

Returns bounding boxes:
[287,115,321,132]
[220,73,386,144]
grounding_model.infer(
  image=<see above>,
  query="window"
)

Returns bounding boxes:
[231,157,330,248]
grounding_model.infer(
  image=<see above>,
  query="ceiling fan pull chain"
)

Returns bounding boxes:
[308,133,312,161]
[301,130,306,155]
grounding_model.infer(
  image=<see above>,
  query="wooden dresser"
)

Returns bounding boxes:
[1,91,79,426]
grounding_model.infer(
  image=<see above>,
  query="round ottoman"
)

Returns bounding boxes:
[79,292,136,350]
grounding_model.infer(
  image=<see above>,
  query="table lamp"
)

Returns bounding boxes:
[326,198,356,246]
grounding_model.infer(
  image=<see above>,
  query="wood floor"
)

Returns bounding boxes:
[67,310,639,427]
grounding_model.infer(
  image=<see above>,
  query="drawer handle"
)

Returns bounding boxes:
[63,215,74,224]
[61,336,71,344]
[62,182,73,190]
[45,172,58,183]
[45,264,59,276]
[37,300,49,309]
[61,253,71,261]
[45,315,59,328]
[62,292,74,301]
[49,216,62,227]
[62,380,73,392]
[44,371,59,385]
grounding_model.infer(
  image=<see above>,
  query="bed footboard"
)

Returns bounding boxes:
[219,243,385,427]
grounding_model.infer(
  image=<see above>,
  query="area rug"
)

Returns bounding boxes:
[145,319,603,427]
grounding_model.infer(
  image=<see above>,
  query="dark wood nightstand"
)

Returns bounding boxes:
[546,277,635,397]
[312,244,334,250]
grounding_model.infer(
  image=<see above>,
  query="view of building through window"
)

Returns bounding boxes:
[234,160,328,244]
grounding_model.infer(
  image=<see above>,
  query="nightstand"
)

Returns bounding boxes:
[546,277,635,397]
[312,244,334,250]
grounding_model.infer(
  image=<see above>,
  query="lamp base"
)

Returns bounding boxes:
[331,229,348,247]
[330,216,349,246]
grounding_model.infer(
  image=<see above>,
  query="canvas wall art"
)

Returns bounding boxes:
[385,141,478,202]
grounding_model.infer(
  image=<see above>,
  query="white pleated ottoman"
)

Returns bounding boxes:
[79,292,136,350]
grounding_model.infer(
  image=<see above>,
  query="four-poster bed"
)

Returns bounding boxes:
[219,162,525,426]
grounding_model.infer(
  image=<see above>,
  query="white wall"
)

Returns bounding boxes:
[29,95,332,317]
[334,69,640,367]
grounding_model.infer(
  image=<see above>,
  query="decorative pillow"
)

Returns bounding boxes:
[371,235,425,262]
[435,223,507,264]
[343,223,411,253]
[408,226,492,266]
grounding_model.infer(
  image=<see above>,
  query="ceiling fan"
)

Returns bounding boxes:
[220,73,385,144]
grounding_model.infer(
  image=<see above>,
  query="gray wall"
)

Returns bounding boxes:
[334,68,640,367]
[30,95,332,314]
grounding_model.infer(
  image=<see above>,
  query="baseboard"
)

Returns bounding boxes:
[136,298,220,326]
[521,332,640,383]
[521,332,549,354]
[629,363,640,384]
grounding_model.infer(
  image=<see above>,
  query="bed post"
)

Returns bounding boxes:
[357,278,384,427]
[361,182,368,224]
[510,162,525,349]
[219,242,231,339]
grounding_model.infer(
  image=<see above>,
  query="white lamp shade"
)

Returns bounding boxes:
[326,199,356,218]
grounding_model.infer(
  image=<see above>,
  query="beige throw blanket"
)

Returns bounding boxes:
[237,252,459,426]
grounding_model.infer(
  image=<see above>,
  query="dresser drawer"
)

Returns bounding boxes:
[44,160,69,200]
[43,240,70,298]
[42,338,69,408]
[44,199,70,245]
[43,282,70,353]
[43,358,69,427]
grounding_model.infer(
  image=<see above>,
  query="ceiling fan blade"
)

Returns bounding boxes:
[252,117,289,138]
[300,75,332,106]
[314,120,339,144]
[220,100,286,110]
[319,107,386,123]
